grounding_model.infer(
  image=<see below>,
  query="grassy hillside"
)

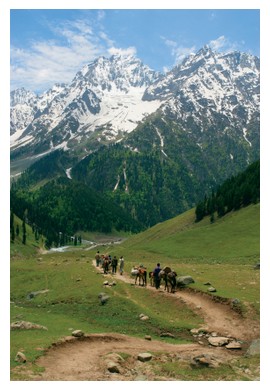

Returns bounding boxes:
[121,203,260,264]
[97,203,259,312]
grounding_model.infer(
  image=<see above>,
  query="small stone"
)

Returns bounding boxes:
[134,375,147,381]
[208,336,229,346]
[144,335,152,340]
[140,316,149,321]
[107,361,120,373]
[160,332,175,338]
[190,354,220,368]
[208,287,216,292]
[190,328,199,335]
[226,341,242,349]
[72,330,84,337]
[15,351,27,363]
[137,353,152,362]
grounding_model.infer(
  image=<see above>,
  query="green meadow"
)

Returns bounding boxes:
[10,204,260,380]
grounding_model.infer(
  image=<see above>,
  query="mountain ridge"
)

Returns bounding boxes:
[10,47,260,233]
[10,48,259,172]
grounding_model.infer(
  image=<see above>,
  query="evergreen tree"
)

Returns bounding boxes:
[195,201,205,222]
[22,218,26,245]
[10,210,14,233]
[11,225,15,243]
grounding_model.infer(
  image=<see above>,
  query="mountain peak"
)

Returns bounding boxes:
[10,47,259,170]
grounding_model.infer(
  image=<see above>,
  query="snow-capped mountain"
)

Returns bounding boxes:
[10,47,260,172]
[10,55,161,158]
[143,46,259,128]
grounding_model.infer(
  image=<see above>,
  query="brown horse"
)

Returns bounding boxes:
[132,266,147,286]
[149,271,154,287]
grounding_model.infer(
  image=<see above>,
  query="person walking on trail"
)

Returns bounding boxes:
[119,256,124,275]
[153,263,161,289]
[112,256,118,274]
[103,256,109,274]
[95,251,100,267]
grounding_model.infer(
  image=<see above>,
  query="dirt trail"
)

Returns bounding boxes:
[102,263,259,341]
[27,262,259,381]
[33,333,236,381]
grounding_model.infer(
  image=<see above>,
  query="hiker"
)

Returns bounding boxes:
[153,263,161,289]
[95,251,100,267]
[119,256,124,275]
[103,256,109,274]
[112,255,118,274]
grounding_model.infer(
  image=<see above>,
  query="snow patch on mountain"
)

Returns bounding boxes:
[10,55,161,152]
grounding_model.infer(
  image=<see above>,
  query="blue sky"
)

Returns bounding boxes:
[10,8,260,93]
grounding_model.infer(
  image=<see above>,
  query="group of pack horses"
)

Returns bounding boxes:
[131,265,177,293]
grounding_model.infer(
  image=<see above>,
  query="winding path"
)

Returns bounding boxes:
[26,261,259,381]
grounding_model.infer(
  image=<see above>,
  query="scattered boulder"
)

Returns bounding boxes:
[190,328,207,335]
[107,361,120,373]
[15,351,27,363]
[208,336,229,346]
[207,287,216,293]
[27,289,49,299]
[140,315,149,321]
[190,354,220,368]
[231,298,240,305]
[160,332,175,338]
[98,292,110,305]
[137,353,152,362]
[225,341,242,349]
[139,313,149,321]
[103,281,109,285]
[11,321,48,331]
[203,281,211,285]
[100,294,109,305]
[176,275,195,288]
[144,335,152,341]
[72,330,84,337]
[134,375,148,380]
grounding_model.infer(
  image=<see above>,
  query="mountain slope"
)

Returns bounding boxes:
[121,202,260,264]
[10,47,260,230]
[10,55,161,163]
[10,48,259,173]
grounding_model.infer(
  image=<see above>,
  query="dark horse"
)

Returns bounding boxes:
[159,267,177,293]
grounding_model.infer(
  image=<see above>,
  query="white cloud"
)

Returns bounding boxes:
[10,17,136,93]
[173,45,196,64]
[161,36,196,66]
[108,46,137,57]
[209,35,227,51]
[208,35,241,53]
